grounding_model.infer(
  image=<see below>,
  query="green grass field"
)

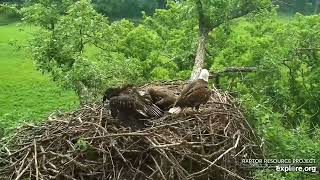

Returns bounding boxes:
[0,22,79,134]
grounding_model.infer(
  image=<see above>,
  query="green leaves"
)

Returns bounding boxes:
[75,138,90,151]
[25,0,187,102]
[21,0,77,29]
[206,12,320,179]
[123,25,162,60]
[183,0,272,29]
[210,13,320,127]
[92,0,159,18]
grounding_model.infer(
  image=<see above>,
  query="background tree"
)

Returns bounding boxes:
[206,12,320,179]
[91,0,163,19]
[20,0,172,103]
[315,0,320,13]
[177,0,272,80]
[273,0,319,14]
[0,0,24,4]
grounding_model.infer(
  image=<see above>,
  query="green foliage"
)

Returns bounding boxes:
[0,3,20,24]
[146,53,178,79]
[0,0,24,4]
[91,0,161,19]
[206,10,320,179]
[123,25,162,60]
[143,3,198,70]
[180,0,271,29]
[74,138,99,160]
[21,0,77,29]
[24,0,109,101]
[209,12,320,127]
[75,138,90,151]
[22,0,191,102]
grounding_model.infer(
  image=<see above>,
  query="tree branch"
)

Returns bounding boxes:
[211,4,271,30]
[211,67,258,88]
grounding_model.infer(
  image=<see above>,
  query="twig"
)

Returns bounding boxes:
[33,139,39,180]
[202,158,245,180]
[151,156,167,180]
[188,131,241,178]
[15,149,30,178]
[81,132,151,140]
[15,158,33,180]
[48,151,88,169]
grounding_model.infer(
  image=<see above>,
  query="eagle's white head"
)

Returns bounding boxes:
[198,69,209,82]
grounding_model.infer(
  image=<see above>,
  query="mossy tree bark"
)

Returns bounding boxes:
[190,0,209,81]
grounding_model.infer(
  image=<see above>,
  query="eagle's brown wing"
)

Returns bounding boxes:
[147,88,163,103]
[103,84,134,102]
[109,91,163,120]
[109,95,137,118]
[109,95,150,130]
[175,79,210,108]
[148,88,176,111]
[133,89,164,118]
[103,87,121,102]
[155,96,176,110]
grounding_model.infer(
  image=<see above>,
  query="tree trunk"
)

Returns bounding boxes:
[74,81,89,105]
[295,0,306,13]
[315,0,320,14]
[190,32,207,81]
[158,0,166,9]
[189,0,264,81]
[190,0,209,81]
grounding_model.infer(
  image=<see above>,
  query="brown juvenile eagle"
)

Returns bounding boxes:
[146,87,176,111]
[102,84,163,129]
[169,69,211,114]
[102,84,133,103]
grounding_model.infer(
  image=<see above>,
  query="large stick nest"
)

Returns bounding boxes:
[0,82,263,180]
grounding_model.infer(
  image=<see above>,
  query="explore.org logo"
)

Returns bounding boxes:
[240,159,318,173]
[275,165,317,173]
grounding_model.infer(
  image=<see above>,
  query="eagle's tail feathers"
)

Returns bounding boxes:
[168,107,182,114]
[137,110,148,118]
[150,105,163,117]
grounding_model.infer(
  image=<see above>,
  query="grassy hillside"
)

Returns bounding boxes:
[0,23,79,134]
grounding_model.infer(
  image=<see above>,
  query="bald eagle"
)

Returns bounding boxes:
[169,69,211,114]
[103,84,163,129]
